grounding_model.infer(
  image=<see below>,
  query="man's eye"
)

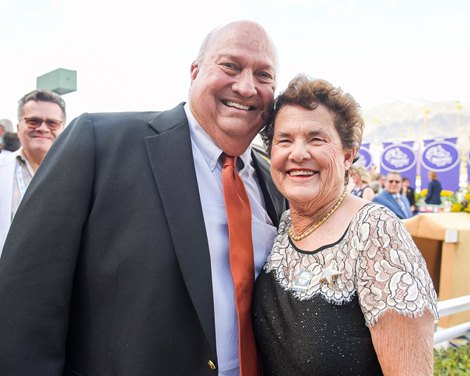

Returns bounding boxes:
[221,62,238,70]
[258,71,274,80]
[46,121,61,129]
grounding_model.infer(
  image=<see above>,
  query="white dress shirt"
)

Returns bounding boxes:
[184,104,277,376]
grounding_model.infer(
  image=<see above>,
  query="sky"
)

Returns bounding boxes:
[1,0,469,126]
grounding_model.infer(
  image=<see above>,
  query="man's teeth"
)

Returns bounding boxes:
[289,170,314,176]
[224,101,252,110]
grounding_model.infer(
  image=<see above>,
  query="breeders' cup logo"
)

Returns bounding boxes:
[357,147,372,169]
[422,141,460,172]
[380,144,416,172]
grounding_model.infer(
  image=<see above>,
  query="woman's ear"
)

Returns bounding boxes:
[343,148,357,170]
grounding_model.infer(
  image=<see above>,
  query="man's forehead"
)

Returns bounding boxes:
[21,101,65,121]
[206,24,276,66]
[23,100,61,112]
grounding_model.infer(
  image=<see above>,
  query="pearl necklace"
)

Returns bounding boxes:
[288,190,348,241]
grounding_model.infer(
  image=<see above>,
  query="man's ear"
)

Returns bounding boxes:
[190,62,199,82]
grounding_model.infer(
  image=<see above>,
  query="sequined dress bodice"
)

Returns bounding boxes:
[252,204,438,376]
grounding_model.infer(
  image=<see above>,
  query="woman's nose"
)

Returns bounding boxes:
[289,141,310,162]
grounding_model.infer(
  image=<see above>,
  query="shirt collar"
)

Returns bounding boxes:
[184,103,252,172]
[15,148,34,176]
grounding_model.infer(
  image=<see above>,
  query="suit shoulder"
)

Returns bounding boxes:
[372,192,386,204]
[75,111,161,127]
[251,144,270,171]
[70,103,187,135]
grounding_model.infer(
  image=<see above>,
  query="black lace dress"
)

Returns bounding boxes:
[252,204,438,376]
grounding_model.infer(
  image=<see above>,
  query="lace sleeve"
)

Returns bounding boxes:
[355,206,439,327]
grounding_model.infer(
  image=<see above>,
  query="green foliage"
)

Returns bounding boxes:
[434,344,470,375]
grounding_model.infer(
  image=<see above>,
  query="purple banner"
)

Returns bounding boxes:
[421,138,460,192]
[357,143,373,169]
[380,141,418,187]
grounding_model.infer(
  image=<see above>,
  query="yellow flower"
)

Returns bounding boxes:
[465,193,470,201]
[420,189,427,197]
[451,203,462,212]
[440,190,453,197]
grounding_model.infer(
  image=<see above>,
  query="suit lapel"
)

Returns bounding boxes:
[251,149,286,227]
[144,104,216,352]
[386,192,405,219]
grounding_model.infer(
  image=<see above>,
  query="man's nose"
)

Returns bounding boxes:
[233,70,257,97]
[35,120,50,132]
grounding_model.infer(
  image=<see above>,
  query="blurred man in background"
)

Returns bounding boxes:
[0,89,66,254]
[373,171,413,219]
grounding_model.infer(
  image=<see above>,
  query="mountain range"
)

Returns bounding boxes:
[362,100,470,147]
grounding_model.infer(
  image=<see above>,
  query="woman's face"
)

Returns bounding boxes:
[351,170,362,185]
[270,104,355,209]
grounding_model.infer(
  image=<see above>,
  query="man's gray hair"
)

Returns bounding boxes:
[17,90,66,122]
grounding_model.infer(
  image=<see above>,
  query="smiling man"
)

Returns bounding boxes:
[372,171,413,219]
[0,90,66,253]
[0,21,286,375]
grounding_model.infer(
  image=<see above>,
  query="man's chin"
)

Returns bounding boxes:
[28,142,53,153]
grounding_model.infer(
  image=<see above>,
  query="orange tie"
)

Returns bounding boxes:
[221,154,260,376]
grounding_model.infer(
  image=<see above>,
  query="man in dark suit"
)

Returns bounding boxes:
[373,171,413,219]
[0,20,286,375]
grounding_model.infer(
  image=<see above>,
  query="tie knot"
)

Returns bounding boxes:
[222,154,237,169]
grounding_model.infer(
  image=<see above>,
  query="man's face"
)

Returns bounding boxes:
[385,173,402,195]
[17,100,64,162]
[188,21,276,156]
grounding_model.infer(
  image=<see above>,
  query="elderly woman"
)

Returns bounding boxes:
[253,75,438,375]
[350,164,375,200]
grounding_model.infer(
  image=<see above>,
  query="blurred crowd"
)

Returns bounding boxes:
[0,119,20,152]
[347,162,442,219]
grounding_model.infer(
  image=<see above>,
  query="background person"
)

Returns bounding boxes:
[0,90,66,254]
[425,170,442,205]
[349,164,375,200]
[373,172,413,219]
[0,118,14,145]
[253,75,437,375]
[1,132,21,152]
[402,176,416,214]
[0,20,286,375]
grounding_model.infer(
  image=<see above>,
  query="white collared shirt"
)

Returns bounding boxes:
[184,104,277,376]
[12,149,34,220]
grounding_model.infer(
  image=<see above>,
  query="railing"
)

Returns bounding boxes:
[434,295,470,345]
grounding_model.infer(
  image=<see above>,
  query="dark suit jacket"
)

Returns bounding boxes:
[425,179,442,205]
[0,103,286,376]
[372,190,412,219]
[405,187,416,208]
